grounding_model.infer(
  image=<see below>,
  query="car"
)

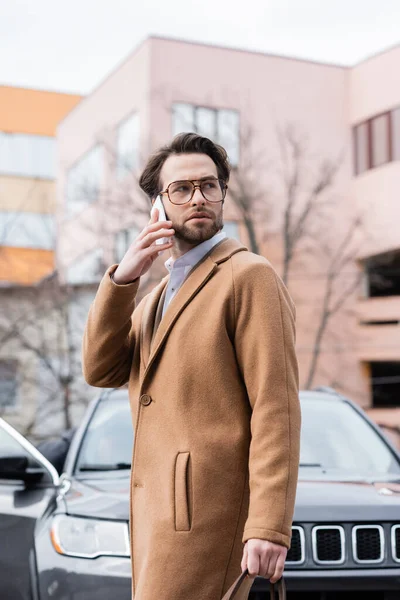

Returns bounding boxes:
[1,388,400,600]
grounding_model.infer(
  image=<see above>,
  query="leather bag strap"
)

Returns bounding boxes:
[221,570,286,600]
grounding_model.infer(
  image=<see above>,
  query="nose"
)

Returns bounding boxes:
[190,186,206,206]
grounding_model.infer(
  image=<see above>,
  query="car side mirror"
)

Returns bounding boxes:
[0,454,46,484]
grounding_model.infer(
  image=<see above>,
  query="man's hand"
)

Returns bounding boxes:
[113,207,174,284]
[241,539,287,583]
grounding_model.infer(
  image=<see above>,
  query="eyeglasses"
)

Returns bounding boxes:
[160,178,227,205]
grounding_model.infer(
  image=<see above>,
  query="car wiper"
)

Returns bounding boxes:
[78,462,131,471]
[299,463,324,468]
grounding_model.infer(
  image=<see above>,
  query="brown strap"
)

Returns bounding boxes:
[222,570,286,600]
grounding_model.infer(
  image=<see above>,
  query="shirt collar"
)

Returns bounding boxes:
[165,231,226,273]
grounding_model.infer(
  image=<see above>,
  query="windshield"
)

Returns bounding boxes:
[74,392,400,478]
[75,391,133,473]
[300,397,400,477]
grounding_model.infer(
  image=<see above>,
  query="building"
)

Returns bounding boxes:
[0,86,82,436]
[48,38,400,441]
[0,85,82,284]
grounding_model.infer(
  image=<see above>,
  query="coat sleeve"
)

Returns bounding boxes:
[82,265,145,388]
[232,259,301,549]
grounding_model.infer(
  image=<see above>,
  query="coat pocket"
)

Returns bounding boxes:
[174,452,192,531]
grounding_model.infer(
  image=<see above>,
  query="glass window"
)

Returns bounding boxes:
[66,145,103,217]
[75,390,133,472]
[0,212,55,250]
[218,109,240,167]
[196,107,217,139]
[223,221,240,241]
[371,114,389,168]
[172,103,195,136]
[0,361,18,409]
[66,248,103,285]
[172,104,240,167]
[0,132,55,179]
[365,248,400,298]
[392,107,400,161]
[300,397,400,476]
[115,226,139,263]
[116,113,140,180]
[354,123,369,175]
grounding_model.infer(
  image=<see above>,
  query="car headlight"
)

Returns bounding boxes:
[50,515,130,559]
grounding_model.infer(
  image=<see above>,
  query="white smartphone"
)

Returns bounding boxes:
[153,195,168,246]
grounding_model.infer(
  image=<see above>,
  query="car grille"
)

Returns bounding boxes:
[312,526,344,564]
[287,523,400,568]
[352,525,383,563]
[392,525,400,562]
[286,526,304,564]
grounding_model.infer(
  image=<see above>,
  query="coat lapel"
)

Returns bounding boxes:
[140,277,168,369]
[142,238,248,380]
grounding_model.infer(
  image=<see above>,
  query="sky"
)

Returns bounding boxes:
[2,0,400,95]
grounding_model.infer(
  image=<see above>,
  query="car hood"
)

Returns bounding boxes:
[294,476,400,521]
[63,473,400,523]
[64,475,130,520]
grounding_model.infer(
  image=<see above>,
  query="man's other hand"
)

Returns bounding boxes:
[241,538,287,583]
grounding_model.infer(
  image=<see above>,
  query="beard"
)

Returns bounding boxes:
[173,212,224,244]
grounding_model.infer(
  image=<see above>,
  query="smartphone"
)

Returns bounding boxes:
[153,195,168,246]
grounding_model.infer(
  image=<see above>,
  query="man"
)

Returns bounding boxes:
[83,133,301,600]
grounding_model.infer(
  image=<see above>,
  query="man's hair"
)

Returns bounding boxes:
[139,133,231,200]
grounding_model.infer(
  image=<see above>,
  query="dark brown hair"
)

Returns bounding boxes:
[139,132,231,200]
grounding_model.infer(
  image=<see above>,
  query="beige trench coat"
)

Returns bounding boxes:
[82,238,301,600]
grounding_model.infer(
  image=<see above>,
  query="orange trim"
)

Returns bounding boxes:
[50,527,64,555]
[0,247,54,285]
[0,86,82,137]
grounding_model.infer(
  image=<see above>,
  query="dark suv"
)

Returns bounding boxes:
[1,388,400,599]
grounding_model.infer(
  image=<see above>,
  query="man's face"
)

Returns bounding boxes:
[158,153,224,245]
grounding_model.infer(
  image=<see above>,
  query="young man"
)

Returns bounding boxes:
[83,133,301,600]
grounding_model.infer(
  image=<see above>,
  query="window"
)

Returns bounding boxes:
[66,145,103,217]
[75,391,133,471]
[0,360,18,408]
[392,107,400,161]
[354,123,369,175]
[300,397,400,474]
[0,132,55,179]
[115,226,139,263]
[369,362,400,408]
[353,105,400,175]
[66,248,103,285]
[364,249,400,298]
[172,103,240,167]
[0,212,54,250]
[116,113,140,180]
[223,221,240,241]
[218,110,240,168]
[371,114,389,168]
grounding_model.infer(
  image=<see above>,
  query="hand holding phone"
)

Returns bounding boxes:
[112,197,174,284]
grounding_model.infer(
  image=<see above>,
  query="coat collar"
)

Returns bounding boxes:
[140,238,248,379]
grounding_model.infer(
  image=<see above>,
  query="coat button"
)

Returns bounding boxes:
[140,394,152,406]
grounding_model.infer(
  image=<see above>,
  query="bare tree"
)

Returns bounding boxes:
[0,273,95,438]
[304,217,364,389]
[276,124,343,286]
[228,123,273,254]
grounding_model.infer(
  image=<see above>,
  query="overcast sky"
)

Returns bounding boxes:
[2,0,400,95]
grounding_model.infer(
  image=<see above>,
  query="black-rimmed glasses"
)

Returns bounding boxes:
[160,178,227,205]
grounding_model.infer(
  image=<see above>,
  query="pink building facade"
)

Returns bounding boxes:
[56,37,400,431]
